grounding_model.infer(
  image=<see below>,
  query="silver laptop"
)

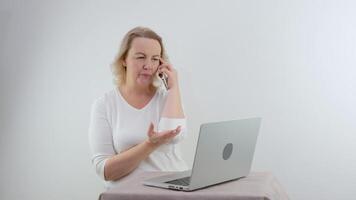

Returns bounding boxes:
[143,117,262,191]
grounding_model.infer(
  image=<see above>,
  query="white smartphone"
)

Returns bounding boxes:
[158,60,169,90]
[159,72,168,90]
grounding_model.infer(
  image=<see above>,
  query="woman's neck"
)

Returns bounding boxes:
[120,82,155,96]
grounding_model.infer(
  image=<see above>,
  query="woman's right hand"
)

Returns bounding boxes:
[146,122,181,146]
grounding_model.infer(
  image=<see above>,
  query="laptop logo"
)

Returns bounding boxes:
[223,143,233,160]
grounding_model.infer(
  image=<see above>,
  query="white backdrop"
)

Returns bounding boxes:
[1,0,355,200]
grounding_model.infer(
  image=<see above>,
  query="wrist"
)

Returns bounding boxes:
[144,139,159,150]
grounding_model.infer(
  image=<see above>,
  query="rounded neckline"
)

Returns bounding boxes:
[115,87,159,112]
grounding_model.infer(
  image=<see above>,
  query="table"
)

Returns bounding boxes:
[99,171,289,200]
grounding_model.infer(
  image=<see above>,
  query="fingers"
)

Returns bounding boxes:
[159,57,168,66]
[159,68,173,78]
[159,58,173,71]
[162,131,180,141]
[176,125,181,133]
[160,126,181,140]
[147,122,155,137]
[148,125,182,145]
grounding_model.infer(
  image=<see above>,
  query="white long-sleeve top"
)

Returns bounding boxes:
[88,86,188,188]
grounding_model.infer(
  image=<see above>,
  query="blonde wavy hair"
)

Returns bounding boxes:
[111,26,169,87]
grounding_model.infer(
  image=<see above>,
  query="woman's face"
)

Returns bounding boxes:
[123,37,161,88]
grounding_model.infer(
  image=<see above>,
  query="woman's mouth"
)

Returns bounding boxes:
[138,74,153,81]
[139,73,152,77]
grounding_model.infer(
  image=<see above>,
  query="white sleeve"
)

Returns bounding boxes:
[158,117,187,144]
[88,98,115,181]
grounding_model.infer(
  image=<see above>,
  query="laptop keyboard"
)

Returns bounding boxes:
[165,176,191,186]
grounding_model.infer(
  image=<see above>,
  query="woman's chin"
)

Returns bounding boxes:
[137,78,152,87]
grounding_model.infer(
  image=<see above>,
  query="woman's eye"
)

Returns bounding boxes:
[137,57,144,59]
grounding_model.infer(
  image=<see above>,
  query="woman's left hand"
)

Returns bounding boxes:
[158,58,179,90]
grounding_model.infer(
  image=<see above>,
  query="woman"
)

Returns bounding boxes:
[88,27,188,188]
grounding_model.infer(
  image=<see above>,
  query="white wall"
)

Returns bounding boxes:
[1,0,355,199]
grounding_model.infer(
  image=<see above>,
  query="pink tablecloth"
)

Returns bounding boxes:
[99,171,289,200]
